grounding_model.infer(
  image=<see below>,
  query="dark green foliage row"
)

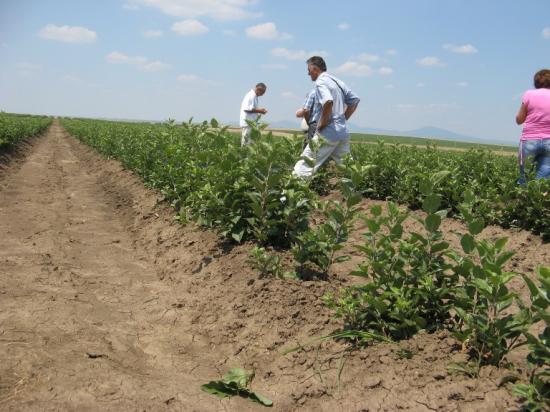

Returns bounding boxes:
[349,132,517,152]
[61,118,317,246]
[0,112,52,150]
[344,142,550,240]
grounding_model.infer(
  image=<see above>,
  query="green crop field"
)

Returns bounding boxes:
[0,112,52,151]
[349,132,518,152]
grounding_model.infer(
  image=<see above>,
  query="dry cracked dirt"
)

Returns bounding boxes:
[1,121,549,411]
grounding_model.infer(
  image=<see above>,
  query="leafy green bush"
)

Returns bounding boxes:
[62,117,317,247]
[449,191,531,369]
[514,267,550,411]
[344,140,549,240]
[291,181,361,276]
[324,174,460,340]
[0,112,51,150]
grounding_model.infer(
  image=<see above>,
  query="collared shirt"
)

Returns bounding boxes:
[302,89,321,124]
[239,89,259,127]
[314,72,360,141]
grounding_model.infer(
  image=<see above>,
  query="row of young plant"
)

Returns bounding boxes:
[343,141,550,240]
[271,171,549,410]
[0,112,52,151]
[61,117,318,247]
[61,117,548,408]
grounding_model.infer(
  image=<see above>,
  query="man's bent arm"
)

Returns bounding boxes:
[317,101,333,131]
[344,103,358,120]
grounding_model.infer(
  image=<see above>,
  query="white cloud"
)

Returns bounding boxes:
[16,62,41,71]
[246,22,291,40]
[396,102,458,112]
[172,19,209,36]
[143,61,172,71]
[270,47,328,61]
[123,2,140,10]
[63,74,84,84]
[106,51,171,72]
[177,73,215,85]
[16,62,41,76]
[395,103,460,113]
[384,84,395,89]
[443,43,478,54]
[261,63,288,70]
[357,53,380,62]
[177,74,201,83]
[427,103,459,110]
[386,49,397,56]
[543,27,550,39]
[281,91,299,99]
[38,24,97,44]
[337,22,350,30]
[416,56,445,67]
[126,0,261,21]
[458,81,468,87]
[379,67,393,75]
[396,103,416,110]
[143,29,163,38]
[177,74,200,82]
[334,61,373,77]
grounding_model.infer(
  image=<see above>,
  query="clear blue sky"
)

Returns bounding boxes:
[1,0,549,142]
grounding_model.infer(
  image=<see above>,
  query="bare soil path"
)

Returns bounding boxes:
[1,120,548,411]
[0,121,227,411]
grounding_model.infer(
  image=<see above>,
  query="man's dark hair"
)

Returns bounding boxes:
[256,82,267,89]
[534,69,550,89]
[306,56,327,72]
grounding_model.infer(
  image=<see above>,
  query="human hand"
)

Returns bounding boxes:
[259,108,268,114]
[295,108,305,118]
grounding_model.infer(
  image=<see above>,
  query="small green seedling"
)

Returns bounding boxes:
[201,367,273,407]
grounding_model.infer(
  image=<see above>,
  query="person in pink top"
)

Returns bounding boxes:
[516,69,550,183]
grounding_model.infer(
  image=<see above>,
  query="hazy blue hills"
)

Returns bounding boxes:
[266,120,516,146]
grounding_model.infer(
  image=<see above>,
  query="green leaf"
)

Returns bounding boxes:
[422,194,441,214]
[232,230,245,243]
[250,392,273,407]
[468,218,485,235]
[425,214,441,232]
[201,381,239,399]
[494,237,508,250]
[202,369,273,407]
[496,251,515,267]
[432,170,451,185]
[223,368,253,387]
[370,205,382,216]
[463,190,475,204]
[461,234,475,254]
[431,241,449,254]
[419,180,432,196]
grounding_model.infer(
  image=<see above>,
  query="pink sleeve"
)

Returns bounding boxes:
[522,90,531,107]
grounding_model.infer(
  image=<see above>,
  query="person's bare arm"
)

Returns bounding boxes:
[516,103,527,125]
[317,101,333,131]
[245,108,267,114]
[344,103,358,120]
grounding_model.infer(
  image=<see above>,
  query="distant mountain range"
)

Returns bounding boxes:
[265,120,516,146]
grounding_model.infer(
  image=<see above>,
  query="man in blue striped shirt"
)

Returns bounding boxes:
[296,89,321,148]
[293,56,360,178]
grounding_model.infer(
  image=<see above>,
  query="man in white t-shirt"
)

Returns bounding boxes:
[239,83,268,146]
